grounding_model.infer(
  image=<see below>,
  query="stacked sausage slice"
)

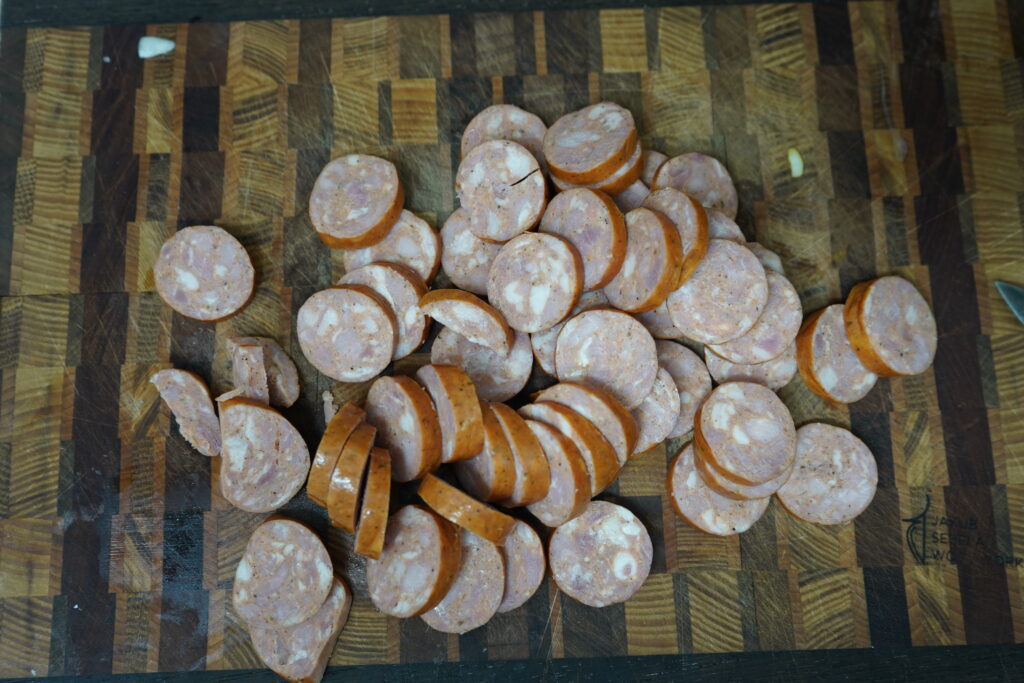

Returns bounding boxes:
[233,518,352,682]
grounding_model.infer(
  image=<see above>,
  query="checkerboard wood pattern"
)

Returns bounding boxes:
[0,1,1022,676]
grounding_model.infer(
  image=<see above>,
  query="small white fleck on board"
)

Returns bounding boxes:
[138,36,176,59]
[787,148,804,178]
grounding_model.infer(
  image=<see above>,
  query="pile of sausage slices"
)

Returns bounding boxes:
[149,101,938,681]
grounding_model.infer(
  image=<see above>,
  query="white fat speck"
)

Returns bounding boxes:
[621,519,640,536]
[621,252,636,278]
[832,450,843,470]
[517,203,533,227]
[138,36,176,59]
[503,282,524,307]
[317,308,339,336]
[505,149,533,178]
[906,306,918,325]
[732,425,750,445]
[748,418,781,442]
[345,206,370,221]
[603,111,624,129]
[236,557,252,582]
[214,264,227,277]
[175,267,199,291]
[529,284,550,315]
[686,470,698,489]
[360,316,379,335]
[316,556,331,579]
[400,410,414,433]
[576,337,594,366]
[561,129,593,147]
[487,211,501,232]
[453,231,474,255]
[300,304,317,328]
[719,383,746,401]
[710,400,736,430]
[224,436,248,471]
[818,365,839,390]
[346,157,359,165]
[613,551,637,580]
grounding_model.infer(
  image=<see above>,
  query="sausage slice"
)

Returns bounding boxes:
[487,232,584,333]
[548,501,652,607]
[524,420,590,527]
[796,305,877,403]
[227,336,300,408]
[250,576,352,683]
[544,102,637,185]
[629,367,681,455]
[694,382,796,486]
[533,381,638,466]
[668,444,769,535]
[297,285,397,382]
[150,369,220,457]
[326,422,376,532]
[706,271,802,364]
[365,375,441,483]
[554,308,658,409]
[489,403,550,507]
[418,473,516,543]
[219,399,309,512]
[454,400,517,502]
[341,210,441,284]
[603,207,683,313]
[706,342,798,392]
[310,154,403,249]
[366,505,462,618]
[153,225,254,321]
[308,402,365,506]
[843,275,937,377]
[354,447,392,560]
[231,343,269,405]
[456,140,546,243]
[656,341,712,439]
[776,423,877,525]
[461,104,547,165]
[652,152,738,219]
[440,207,503,296]
[641,188,709,287]
[415,364,484,464]
[497,520,546,613]
[519,400,620,496]
[666,239,768,345]
[338,261,429,360]
[420,529,505,634]
[420,289,514,355]
[431,327,533,403]
[232,518,333,629]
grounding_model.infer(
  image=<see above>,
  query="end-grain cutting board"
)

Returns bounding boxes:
[0,1,1022,677]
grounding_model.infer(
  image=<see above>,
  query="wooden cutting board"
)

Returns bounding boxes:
[0,1,1021,677]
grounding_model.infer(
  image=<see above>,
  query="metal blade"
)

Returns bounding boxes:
[995,281,1024,327]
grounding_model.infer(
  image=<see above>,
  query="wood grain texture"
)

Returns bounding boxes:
[0,1,1021,678]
